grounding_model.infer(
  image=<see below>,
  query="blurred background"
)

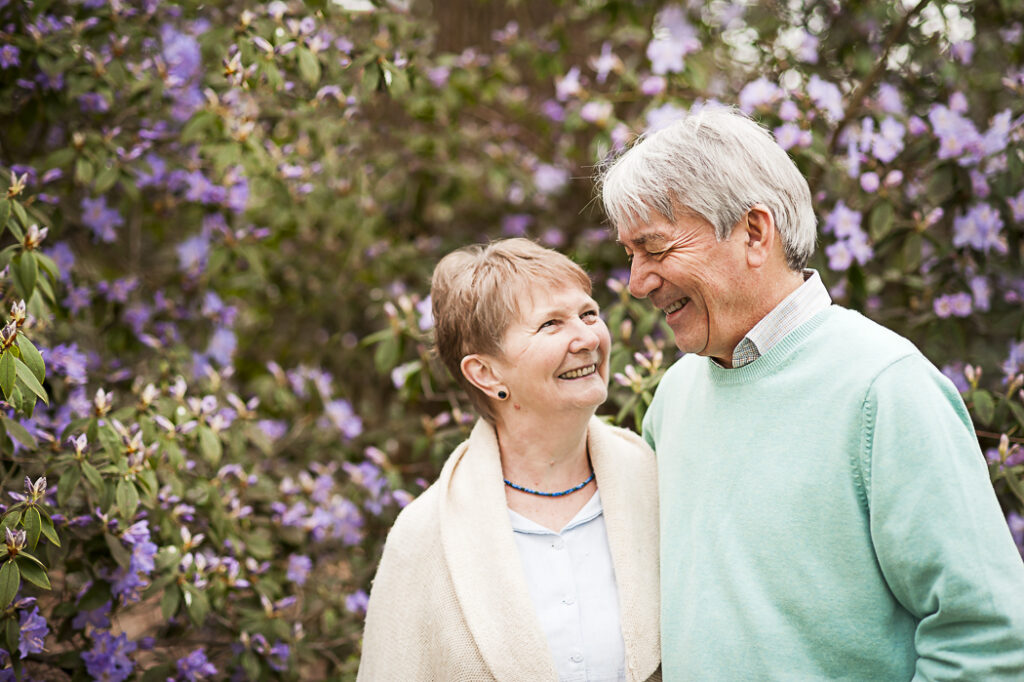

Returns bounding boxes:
[0,0,1022,678]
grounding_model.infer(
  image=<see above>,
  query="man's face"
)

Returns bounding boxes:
[618,212,756,365]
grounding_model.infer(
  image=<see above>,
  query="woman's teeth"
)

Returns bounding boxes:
[559,364,597,379]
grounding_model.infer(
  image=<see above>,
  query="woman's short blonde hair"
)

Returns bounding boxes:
[430,238,592,424]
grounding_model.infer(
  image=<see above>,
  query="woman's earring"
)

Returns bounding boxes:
[497,390,508,400]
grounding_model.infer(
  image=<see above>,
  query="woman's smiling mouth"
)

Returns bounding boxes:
[559,364,598,379]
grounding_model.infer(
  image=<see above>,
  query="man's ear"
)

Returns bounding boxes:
[743,204,777,268]
[460,354,504,398]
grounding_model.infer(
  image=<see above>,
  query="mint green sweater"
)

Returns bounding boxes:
[645,306,1024,681]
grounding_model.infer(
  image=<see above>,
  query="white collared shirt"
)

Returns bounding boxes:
[730,269,832,368]
[508,490,626,682]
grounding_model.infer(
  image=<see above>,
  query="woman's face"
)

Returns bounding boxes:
[491,284,611,417]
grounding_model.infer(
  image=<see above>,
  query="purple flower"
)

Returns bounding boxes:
[79,92,109,113]
[1008,512,1024,558]
[580,100,612,125]
[933,295,954,319]
[82,630,137,682]
[43,241,74,281]
[415,296,433,330]
[72,600,112,631]
[774,123,810,151]
[533,164,569,195]
[738,77,782,113]
[80,196,124,243]
[824,201,862,238]
[17,607,47,658]
[806,75,843,120]
[970,276,991,311]
[590,42,620,84]
[44,343,89,385]
[425,66,450,88]
[175,646,217,681]
[646,6,700,75]
[345,589,369,615]
[554,66,582,101]
[324,399,363,439]
[645,102,686,133]
[639,75,666,96]
[177,234,210,274]
[540,99,565,123]
[953,203,1006,253]
[778,99,800,122]
[257,419,287,441]
[950,40,974,64]
[65,285,92,314]
[206,327,237,366]
[875,83,904,115]
[940,363,970,394]
[502,214,532,236]
[0,45,20,69]
[1008,189,1024,223]
[859,172,880,193]
[948,292,973,317]
[286,554,312,585]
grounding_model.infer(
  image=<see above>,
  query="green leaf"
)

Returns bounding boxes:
[38,511,59,548]
[94,164,119,195]
[57,466,80,506]
[0,415,36,449]
[1010,401,1024,430]
[14,358,47,405]
[0,200,9,235]
[116,478,139,518]
[33,252,60,282]
[16,335,44,384]
[13,252,37,302]
[9,201,27,231]
[15,556,50,590]
[82,461,104,492]
[4,614,16,659]
[198,426,222,465]
[104,532,131,568]
[297,47,321,86]
[0,353,14,400]
[0,560,19,607]
[75,158,94,185]
[161,583,181,620]
[22,507,41,549]
[1,511,21,532]
[972,390,995,426]
[183,583,210,626]
[869,201,894,241]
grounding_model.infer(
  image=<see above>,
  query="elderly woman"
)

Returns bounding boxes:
[358,239,660,681]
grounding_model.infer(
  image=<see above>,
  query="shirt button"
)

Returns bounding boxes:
[552,539,565,550]
[570,653,583,664]
[563,595,575,605]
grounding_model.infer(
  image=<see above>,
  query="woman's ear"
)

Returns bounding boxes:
[460,354,505,399]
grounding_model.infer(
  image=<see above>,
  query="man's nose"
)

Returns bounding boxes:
[628,258,658,299]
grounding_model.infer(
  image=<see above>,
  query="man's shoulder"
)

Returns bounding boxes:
[817,305,920,365]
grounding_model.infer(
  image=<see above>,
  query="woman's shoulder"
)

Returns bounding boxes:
[591,416,655,459]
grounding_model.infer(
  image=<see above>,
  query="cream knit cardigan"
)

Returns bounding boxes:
[357,417,661,681]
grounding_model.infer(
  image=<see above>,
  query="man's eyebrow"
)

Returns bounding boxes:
[616,232,668,247]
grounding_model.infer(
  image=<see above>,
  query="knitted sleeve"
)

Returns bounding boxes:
[862,354,1024,681]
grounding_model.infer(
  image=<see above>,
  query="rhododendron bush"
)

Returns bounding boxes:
[0,0,1022,678]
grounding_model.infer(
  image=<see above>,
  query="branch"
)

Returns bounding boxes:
[827,0,933,155]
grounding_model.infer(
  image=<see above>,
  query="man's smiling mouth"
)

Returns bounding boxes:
[663,298,689,315]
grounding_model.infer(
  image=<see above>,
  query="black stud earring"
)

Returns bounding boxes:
[497,390,508,400]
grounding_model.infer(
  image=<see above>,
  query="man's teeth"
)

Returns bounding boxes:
[664,298,688,314]
[559,364,597,379]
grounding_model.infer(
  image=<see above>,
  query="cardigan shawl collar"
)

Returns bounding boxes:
[438,416,660,682]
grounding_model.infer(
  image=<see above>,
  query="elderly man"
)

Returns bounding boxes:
[599,106,1024,681]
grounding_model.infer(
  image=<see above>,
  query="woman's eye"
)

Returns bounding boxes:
[581,310,598,321]
[540,319,558,329]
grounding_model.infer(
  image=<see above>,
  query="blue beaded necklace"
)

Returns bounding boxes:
[503,469,595,497]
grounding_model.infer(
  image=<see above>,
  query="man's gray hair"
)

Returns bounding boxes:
[598,106,817,270]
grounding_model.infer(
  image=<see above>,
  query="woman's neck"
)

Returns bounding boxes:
[495,409,596,532]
